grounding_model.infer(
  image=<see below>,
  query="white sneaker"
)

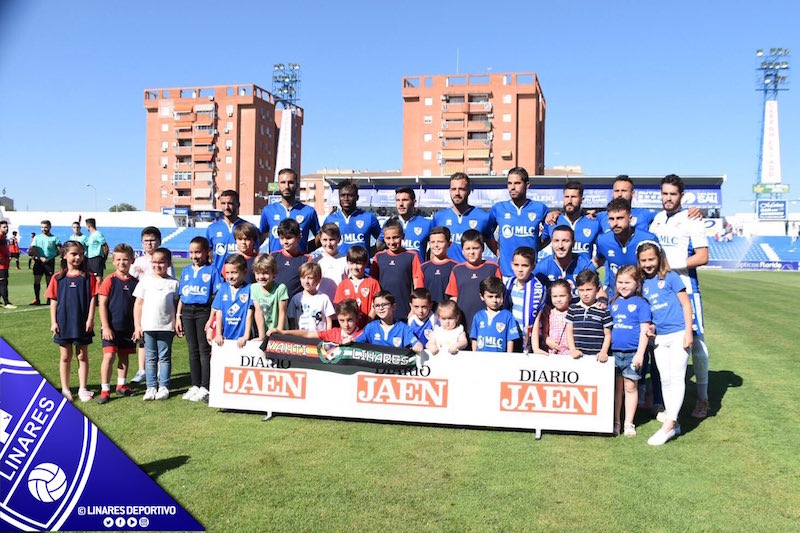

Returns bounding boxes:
[143,387,157,401]
[190,387,209,403]
[182,386,200,400]
[131,369,146,383]
[648,424,681,446]
[155,387,170,400]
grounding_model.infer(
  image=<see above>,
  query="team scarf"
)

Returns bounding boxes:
[504,276,546,331]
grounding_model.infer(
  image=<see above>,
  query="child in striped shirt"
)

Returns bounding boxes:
[566,270,611,360]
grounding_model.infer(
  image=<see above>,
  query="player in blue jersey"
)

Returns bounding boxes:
[470,277,520,353]
[533,226,600,301]
[352,291,423,352]
[650,174,710,419]
[408,288,436,345]
[323,179,381,261]
[542,180,600,259]
[211,254,263,348]
[432,172,497,263]
[259,168,320,254]
[378,187,432,263]
[597,176,659,233]
[206,189,246,275]
[594,198,657,298]
[487,167,550,277]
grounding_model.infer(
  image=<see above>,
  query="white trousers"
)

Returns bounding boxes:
[653,331,690,422]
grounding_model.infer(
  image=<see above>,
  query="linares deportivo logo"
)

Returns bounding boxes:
[0,339,203,531]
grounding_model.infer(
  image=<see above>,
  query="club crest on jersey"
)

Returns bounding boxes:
[608,250,616,257]
[392,338,402,347]
[239,293,249,303]
[273,214,280,220]
[216,231,223,238]
[528,213,536,221]
[202,273,211,283]
[496,322,505,333]
[469,220,478,229]
[583,228,591,237]
[504,213,511,219]
[296,215,305,223]
[414,227,422,235]
[344,289,352,295]
[445,220,452,226]
[658,280,665,289]
[612,304,618,312]
[643,287,649,295]
[356,220,365,229]
[628,304,637,312]
[389,260,395,266]
[360,287,370,297]
[630,217,638,226]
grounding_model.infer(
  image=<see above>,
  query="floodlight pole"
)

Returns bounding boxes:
[86,183,97,211]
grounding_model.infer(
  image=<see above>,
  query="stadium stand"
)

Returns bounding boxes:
[708,235,800,262]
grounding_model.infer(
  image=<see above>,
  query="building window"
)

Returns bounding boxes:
[161,173,168,182]
[225,172,233,181]
[226,105,234,117]
[225,139,233,150]
[159,106,171,117]
[161,141,169,152]
[423,151,432,161]
[423,133,432,142]
[424,115,433,125]
[502,132,512,141]
[161,124,169,132]
[502,113,512,123]
[160,157,168,168]
[161,189,168,198]
[226,121,233,133]
[503,94,512,104]
[226,156,233,165]
[422,169,432,177]
[424,97,433,106]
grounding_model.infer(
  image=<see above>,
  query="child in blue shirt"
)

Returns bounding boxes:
[408,288,437,345]
[352,291,423,352]
[470,277,520,353]
[211,255,264,348]
[504,246,546,353]
[609,265,652,437]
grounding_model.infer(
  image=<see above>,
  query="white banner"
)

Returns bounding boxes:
[761,100,783,184]
[209,341,615,435]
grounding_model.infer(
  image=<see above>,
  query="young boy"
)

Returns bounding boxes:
[470,277,520,353]
[445,229,501,333]
[271,219,311,300]
[408,288,437,345]
[421,226,457,305]
[352,291,423,352]
[315,223,348,302]
[251,254,289,334]
[370,218,423,320]
[232,222,260,283]
[211,254,264,348]
[130,227,173,384]
[566,269,612,360]
[505,246,546,353]
[97,243,138,403]
[287,262,335,332]
[334,246,380,328]
[270,299,363,344]
[132,247,180,401]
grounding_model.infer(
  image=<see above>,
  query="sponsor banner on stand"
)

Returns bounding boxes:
[705,260,799,271]
[209,338,614,434]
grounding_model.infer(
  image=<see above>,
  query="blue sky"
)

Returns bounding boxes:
[0,0,797,215]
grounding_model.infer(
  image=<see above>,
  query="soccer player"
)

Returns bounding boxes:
[206,189,247,275]
[259,168,320,253]
[488,167,549,278]
[29,220,62,306]
[323,179,381,262]
[432,172,496,263]
[378,186,432,263]
[533,225,598,300]
[541,180,600,259]
[650,174,711,418]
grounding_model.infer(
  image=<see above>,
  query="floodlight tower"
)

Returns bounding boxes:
[272,62,301,109]
[754,48,790,218]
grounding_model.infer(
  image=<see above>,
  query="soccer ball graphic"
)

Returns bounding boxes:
[27,462,67,503]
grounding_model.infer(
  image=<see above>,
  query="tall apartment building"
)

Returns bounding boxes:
[401,72,545,177]
[143,84,303,216]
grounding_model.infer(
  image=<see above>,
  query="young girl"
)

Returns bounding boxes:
[133,247,181,402]
[176,237,218,403]
[533,279,571,355]
[211,254,264,348]
[637,242,694,446]
[250,254,288,334]
[609,265,652,437]
[46,241,98,402]
[425,299,468,355]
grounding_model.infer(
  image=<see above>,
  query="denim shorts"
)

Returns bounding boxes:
[613,350,642,380]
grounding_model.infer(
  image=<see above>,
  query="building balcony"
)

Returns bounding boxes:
[467,138,491,148]
[466,165,491,175]
[469,102,492,113]
[440,149,464,161]
[174,196,192,205]
[467,120,491,132]
[441,120,464,131]
[441,163,465,175]
[441,102,467,113]
[467,149,490,160]
[175,128,193,139]
[174,145,192,155]
[441,138,464,148]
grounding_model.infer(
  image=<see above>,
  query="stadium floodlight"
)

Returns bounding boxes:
[85,183,97,211]
[271,61,301,108]
[756,49,764,57]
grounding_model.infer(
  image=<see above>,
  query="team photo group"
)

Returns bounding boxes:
[9,166,711,447]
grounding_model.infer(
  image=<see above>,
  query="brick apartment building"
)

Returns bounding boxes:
[143,84,303,216]
[401,72,545,177]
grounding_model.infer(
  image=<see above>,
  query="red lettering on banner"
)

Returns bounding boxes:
[356,375,448,407]
[223,367,306,399]
[499,382,596,415]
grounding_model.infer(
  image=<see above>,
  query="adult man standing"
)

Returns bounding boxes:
[543,180,601,259]
[650,174,710,418]
[487,167,549,278]
[259,168,320,253]
[69,221,89,252]
[433,172,496,264]
[594,198,657,298]
[533,225,598,299]
[207,190,246,274]
[0,220,16,308]
[85,218,109,282]
[378,186,431,263]
[323,179,381,261]
[29,220,61,305]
